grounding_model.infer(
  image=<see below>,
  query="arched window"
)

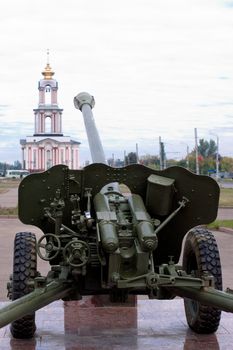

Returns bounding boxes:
[45,116,52,133]
[45,85,51,105]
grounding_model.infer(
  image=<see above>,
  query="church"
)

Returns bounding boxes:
[20,57,80,172]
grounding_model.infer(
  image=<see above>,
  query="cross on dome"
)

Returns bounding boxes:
[42,49,54,79]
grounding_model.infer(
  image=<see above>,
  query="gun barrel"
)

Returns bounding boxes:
[74,92,106,164]
[0,281,73,329]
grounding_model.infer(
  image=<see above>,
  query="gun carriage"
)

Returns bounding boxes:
[1,92,233,338]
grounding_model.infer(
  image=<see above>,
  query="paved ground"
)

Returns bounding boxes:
[1,184,233,348]
[217,207,233,220]
[0,188,18,208]
[1,298,233,349]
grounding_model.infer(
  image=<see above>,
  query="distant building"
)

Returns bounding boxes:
[20,57,80,172]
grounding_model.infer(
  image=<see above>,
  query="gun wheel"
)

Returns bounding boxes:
[10,232,37,338]
[182,227,222,334]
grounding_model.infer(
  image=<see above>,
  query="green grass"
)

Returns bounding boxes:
[207,219,233,230]
[0,180,19,215]
[207,187,233,230]
[0,206,18,216]
[0,179,20,194]
[219,188,233,207]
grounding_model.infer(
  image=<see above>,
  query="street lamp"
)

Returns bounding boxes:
[194,128,199,175]
[210,132,219,181]
[180,142,190,170]
[159,136,166,170]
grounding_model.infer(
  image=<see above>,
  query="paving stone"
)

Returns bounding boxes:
[0,298,233,349]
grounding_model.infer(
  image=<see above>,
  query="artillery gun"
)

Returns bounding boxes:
[1,92,233,338]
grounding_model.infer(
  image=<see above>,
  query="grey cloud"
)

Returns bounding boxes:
[218,76,230,80]
[213,126,233,133]
[0,121,33,136]
[198,102,233,108]
[224,1,233,8]
[0,105,9,108]
[0,105,10,118]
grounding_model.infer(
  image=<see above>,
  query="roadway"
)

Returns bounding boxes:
[0,187,18,208]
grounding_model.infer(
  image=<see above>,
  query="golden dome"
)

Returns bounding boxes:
[42,63,54,80]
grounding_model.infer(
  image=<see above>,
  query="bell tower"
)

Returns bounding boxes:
[34,50,63,136]
[20,52,80,172]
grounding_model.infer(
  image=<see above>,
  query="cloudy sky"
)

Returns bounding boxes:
[1,0,233,166]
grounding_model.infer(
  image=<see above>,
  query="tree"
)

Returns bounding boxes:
[13,160,22,170]
[125,152,137,165]
[139,154,160,169]
[188,138,219,175]
[220,157,233,172]
[198,139,217,158]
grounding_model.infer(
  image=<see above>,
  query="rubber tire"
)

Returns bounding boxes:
[182,227,222,334]
[10,232,37,338]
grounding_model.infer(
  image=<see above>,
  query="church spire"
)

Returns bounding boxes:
[47,48,50,64]
[42,49,54,79]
